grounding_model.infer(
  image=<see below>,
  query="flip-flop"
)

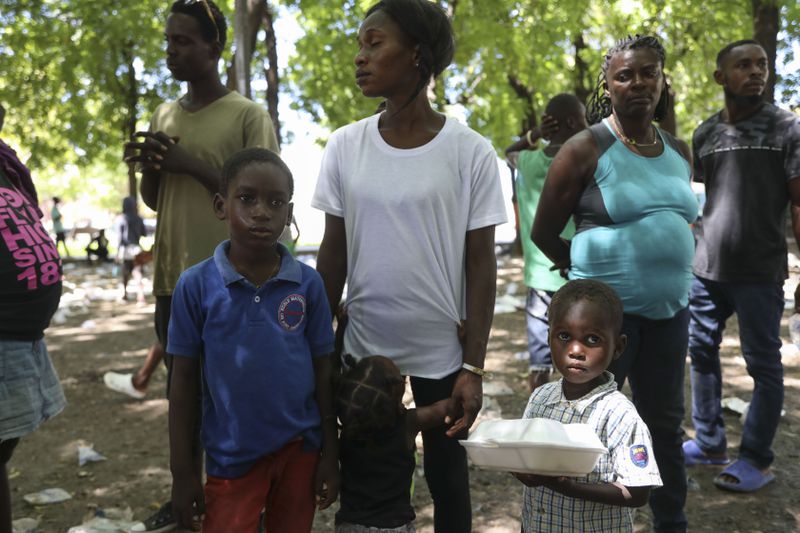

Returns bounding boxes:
[683,439,730,466]
[714,459,775,493]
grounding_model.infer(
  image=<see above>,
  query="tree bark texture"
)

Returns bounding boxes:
[752,0,779,103]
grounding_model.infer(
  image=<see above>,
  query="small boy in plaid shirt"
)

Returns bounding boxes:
[515,280,661,533]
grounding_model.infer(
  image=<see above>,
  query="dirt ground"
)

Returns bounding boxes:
[8,255,800,532]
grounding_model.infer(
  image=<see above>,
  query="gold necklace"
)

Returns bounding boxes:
[254,259,281,289]
[611,115,659,147]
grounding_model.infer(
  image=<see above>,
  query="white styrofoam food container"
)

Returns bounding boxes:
[459,418,607,476]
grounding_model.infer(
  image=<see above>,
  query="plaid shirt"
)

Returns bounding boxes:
[521,372,662,533]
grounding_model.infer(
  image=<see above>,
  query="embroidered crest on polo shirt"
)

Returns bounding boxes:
[278,293,306,331]
[629,444,649,468]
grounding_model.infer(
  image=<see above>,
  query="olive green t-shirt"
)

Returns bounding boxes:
[150,91,279,296]
[516,149,574,292]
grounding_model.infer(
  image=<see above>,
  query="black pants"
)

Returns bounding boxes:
[410,371,471,533]
[608,309,689,533]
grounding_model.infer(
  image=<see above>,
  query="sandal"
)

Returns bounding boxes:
[683,439,729,466]
[714,459,775,493]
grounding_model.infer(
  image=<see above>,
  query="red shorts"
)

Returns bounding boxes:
[203,440,319,533]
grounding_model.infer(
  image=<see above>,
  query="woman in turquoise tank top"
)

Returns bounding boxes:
[532,36,696,533]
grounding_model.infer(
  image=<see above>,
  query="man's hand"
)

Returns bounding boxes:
[125,131,193,174]
[539,114,559,141]
[171,473,204,531]
[445,370,482,437]
[315,453,340,510]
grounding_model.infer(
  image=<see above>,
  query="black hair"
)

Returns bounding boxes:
[586,34,670,125]
[336,355,405,442]
[170,0,227,48]
[220,148,294,199]
[545,93,586,132]
[365,0,455,106]
[53,197,61,204]
[716,39,761,68]
[549,279,624,335]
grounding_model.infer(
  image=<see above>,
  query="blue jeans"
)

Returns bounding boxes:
[688,276,784,469]
[525,289,553,372]
[607,308,689,533]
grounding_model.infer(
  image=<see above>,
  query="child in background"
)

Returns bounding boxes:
[115,196,146,303]
[85,229,109,263]
[167,148,338,532]
[335,355,450,533]
[515,279,661,533]
[51,196,69,257]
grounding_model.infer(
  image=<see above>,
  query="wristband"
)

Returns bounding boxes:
[525,130,535,147]
[461,362,486,377]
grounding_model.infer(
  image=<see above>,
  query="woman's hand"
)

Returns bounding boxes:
[445,370,482,437]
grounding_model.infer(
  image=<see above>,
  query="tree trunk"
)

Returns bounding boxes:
[226,0,267,94]
[122,41,138,200]
[507,73,536,134]
[263,4,281,146]
[752,0,779,103]
[573,34,591,105]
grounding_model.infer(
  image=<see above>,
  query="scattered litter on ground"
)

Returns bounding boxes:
[721,396,785,424]
[67,516,139,532]
[67,506,136,533]
[687,476,701,491]
[80,320,97,329]
[78,444,107,466]
[11,517,39,533]
[780,343,799,358]
[514,351,528,361]
[23,487,72,505]
[474,396,503,423]
[494,294,525,314]
[483,380,514,397]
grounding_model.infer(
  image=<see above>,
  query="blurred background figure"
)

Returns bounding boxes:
[51,196,69,258]
[115,196,147,303]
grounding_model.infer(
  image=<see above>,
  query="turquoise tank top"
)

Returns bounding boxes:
[570,119,697,319]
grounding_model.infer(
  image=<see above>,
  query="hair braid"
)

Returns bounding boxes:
[336,356,404,442]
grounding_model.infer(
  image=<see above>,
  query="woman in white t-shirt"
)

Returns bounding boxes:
[312,1,506,531]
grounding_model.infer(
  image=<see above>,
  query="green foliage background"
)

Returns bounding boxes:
[1,0,798,212]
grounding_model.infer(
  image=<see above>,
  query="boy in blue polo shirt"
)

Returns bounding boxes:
[167,148,338,533]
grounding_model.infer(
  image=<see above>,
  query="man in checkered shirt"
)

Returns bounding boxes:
[514,280,662,532]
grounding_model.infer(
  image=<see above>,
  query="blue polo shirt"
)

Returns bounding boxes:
[168,241,335,478]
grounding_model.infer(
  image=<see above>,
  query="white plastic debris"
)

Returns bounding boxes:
[67,517,138,533]
[721,396,785,425]
[482,380,514,397]
[23,487,72,505]
[80,320,96,329]
[78,444,107,467]
[494,294,525,315]
[12,517,39,533]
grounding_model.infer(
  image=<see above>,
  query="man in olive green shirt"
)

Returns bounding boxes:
[118,2,278,531]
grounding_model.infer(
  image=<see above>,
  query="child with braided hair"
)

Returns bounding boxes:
[335,355,449,533]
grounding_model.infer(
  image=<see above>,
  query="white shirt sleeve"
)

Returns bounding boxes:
[311,130,345,218]
[467,139,508,231]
